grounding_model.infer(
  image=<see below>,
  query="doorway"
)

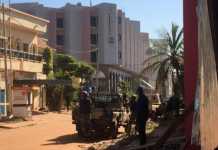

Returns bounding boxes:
[208,0,218,72]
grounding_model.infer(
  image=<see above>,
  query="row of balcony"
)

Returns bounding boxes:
[0,48,43,62]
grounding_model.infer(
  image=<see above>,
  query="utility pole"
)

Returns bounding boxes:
[2,2,10,116]
[96,48,99,92]
[8,0,13,115]
[90,0,92,7]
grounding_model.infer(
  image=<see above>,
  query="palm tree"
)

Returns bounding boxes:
[141,23,184,97]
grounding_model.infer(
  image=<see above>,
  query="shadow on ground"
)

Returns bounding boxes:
[105,135,137,150]
[42,133,108,146]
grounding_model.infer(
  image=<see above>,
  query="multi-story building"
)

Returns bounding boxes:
[12,2,150,73]
[0,7,48,117]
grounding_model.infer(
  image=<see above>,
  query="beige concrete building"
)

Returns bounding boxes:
[12,2,150,74]
[0,7,48,117]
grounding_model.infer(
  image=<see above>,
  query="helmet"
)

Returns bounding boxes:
[80,90,89,97]
[137,86,144,95]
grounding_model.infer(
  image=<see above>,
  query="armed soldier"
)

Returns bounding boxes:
[136,86,150,145]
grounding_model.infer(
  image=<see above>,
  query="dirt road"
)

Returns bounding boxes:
[0,112,94,150]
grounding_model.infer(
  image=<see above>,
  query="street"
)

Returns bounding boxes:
[0,0,205,148]
[0,112,94,150]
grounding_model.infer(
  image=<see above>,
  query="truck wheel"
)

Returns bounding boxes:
[77,128,83,137]
[125,124,131,136]
[76,125,83,137]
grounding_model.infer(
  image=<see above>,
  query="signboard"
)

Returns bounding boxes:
[13,87,32,118]
[14,72,36,80]
[13,87,31,105]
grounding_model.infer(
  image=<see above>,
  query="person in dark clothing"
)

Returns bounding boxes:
[79,91,91,114]
[122,93,129,107]
[167,95,180,117]
[130,95,137,114]
[136,86,149,145]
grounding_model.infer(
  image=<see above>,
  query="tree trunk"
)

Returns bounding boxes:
[59,86,64,112]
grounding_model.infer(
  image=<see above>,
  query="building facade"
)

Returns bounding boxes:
[12,2,150,73]
[0,7,48,117]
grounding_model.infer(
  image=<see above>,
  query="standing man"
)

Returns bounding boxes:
[136,86,149,145]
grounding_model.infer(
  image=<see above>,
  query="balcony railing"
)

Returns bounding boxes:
[0,47,43,62]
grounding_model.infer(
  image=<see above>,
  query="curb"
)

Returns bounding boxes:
[0,126,13,129]
[0,122,36,130]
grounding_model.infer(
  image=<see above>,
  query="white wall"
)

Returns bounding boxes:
[96,3,118,65]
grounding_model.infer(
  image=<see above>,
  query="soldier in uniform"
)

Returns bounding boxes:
[135,86,149,145]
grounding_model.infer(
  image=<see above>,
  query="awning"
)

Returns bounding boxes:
[92,71,106,79]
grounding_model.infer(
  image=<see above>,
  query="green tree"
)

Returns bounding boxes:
[52,54,77,111]
[43,47,54,79]
[47,53,95,111]
[53,54,79,80]
[74,62,95,84]
[141,23,184,97]
[118,80,135,97]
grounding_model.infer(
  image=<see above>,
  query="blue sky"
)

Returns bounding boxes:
[11,0,183,39]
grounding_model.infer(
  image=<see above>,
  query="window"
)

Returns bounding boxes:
[119,51,122,59]
[27,92,31,105]
[0,90,5,103]
[56,18,64,28]
[0,105,6,115]
[0,39,3,48]
[23,43,29,52]
[118,34,122,41]
[16,39,21,50]
[91,34,98,45]
[11,37,16,49]
[118,16,122,24]
[109,37,114,44]
[108,14,112,33]
[32,44,37,54]
[91,51,97,63]
[90,16,98,27]
[56,35,64,46]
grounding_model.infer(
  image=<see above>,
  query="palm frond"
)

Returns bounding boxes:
[171,24,179,46]
[176,40,184,52]
[148,23,184,96]
[156,59,170,88]
[166,32,173,49]
[143,52,167,65]
[166,23,184,54]
[141,61,162,74]
[175,28,183,49]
